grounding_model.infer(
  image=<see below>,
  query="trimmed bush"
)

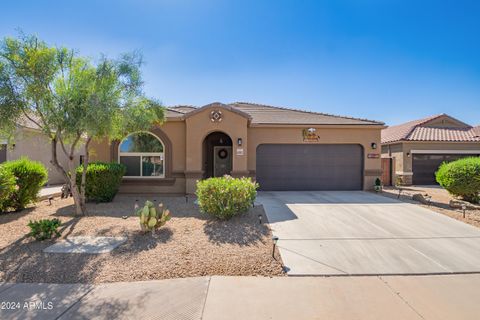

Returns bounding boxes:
[28,218,61,240]
[76,162,126,202]
[0,167,16,212]
[196,176,259,219]
[1,157,48,211]
[436,157,480,203]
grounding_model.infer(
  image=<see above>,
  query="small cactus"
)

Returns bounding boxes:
[135,200,171,233]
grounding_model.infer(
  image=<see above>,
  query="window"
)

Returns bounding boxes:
[118,132,165,178]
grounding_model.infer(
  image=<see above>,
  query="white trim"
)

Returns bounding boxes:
[118,132,166,178]
[395,171,413,176]
[410,149,480,154]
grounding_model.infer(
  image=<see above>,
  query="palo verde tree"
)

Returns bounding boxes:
[0,34,164,215]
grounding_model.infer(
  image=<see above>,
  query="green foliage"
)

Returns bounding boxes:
[135,200,171,232]
[375,178,381,186]
[0,166,16,212]
[395,176,404,187]
[27,218,61,240]
[196,176,259,219]
[1,157,48,211]
[76,162,126,202]
[0,33,165,215]
[436,157,480,203]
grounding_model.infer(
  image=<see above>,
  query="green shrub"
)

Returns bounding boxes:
[196,176,259,219]
[76,162,126,202]
[27,218,61,240]
[0,167,16,212]
[436,157,480,203]
[1,157,48,211]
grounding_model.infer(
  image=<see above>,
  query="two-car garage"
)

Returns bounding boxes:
[256,144,364,191]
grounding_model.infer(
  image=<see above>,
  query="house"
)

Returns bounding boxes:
[381,114,480,185]
[0,116,84,185]
[90,102,385,194]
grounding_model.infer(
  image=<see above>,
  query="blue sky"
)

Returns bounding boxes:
[1,0,479,126]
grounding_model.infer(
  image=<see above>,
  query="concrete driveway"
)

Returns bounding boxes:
[258,191,480,275]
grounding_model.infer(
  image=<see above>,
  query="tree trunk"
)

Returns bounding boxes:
[69,168,84,216]
[80,137,92,214]
[50,136,85,216]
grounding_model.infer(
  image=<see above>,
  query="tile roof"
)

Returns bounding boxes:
[230,102,384,125]
[17,113,43,130]
[165,102,384,125]
[167,102,384,125]
[381,114,480,143]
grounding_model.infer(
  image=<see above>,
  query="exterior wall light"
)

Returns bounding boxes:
[237,138,243,146]
[407,152,411,157]
[371,142,377,149]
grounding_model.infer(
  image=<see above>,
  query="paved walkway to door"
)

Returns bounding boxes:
[258,191,480,275]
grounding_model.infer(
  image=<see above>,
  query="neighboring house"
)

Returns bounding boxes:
[0,116,84,185]
[90,102,385,194]
[381,114,480,185]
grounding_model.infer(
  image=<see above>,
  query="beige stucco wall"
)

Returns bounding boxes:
[247,126,382,190]
[90,120,187,194]
[90,107,383,193]
[381,141,480,185]
[184,107,248,193]
[7,128,83,185]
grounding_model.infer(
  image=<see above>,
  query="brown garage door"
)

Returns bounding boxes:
[412,154,480,185]
[256,144,363,191]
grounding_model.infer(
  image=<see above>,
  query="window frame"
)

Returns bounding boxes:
[118,132,165,179]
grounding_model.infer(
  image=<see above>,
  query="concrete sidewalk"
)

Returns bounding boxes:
[1,274,480,320]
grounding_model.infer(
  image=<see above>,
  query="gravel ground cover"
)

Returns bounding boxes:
[0,195,284,284]
[379,188,480,229]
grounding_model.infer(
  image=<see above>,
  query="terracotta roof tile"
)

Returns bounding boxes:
[381,114,480,143]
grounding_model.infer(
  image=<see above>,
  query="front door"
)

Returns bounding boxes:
[213,146,232,177]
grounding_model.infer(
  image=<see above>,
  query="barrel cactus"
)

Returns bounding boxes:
[135,200,171,233]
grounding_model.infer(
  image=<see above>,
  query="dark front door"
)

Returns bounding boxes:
[256,144,363,191]
[203,132,233,178]
[0,144,6,163]
[412,154,480,185]
[214,146,232,177]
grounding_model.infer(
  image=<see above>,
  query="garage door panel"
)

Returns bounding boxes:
[412,154,480,185]
[256,144,363,191]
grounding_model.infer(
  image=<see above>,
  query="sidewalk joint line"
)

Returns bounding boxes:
[379,276,425,320]
[54,285,95,320]
[200,276,212,320]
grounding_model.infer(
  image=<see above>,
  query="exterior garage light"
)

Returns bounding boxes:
[237,138,243,146]
[371,142,377,149]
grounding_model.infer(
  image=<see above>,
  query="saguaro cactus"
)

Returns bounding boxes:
[135,200,171,232]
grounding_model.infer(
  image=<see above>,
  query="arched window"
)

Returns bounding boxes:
[118,132,165,178]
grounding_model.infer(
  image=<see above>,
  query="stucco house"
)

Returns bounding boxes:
[0,117,84,185]
[381,114,480,185]
[90,102,385,194]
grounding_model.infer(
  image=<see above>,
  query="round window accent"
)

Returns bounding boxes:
[218,148,228,159]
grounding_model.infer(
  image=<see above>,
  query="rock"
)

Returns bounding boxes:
[449,199,480,210]
[412,193,431,204]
